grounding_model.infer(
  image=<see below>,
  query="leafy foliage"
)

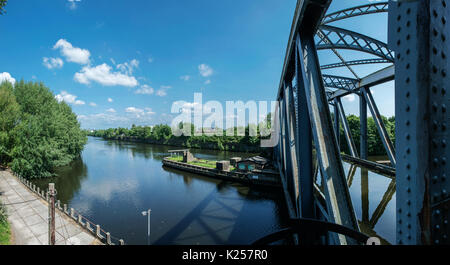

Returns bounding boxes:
[333,113,395,156]
[91,113,395,157]
[89,122,267,153]
[0,0,7,15]
[0,81,87,178]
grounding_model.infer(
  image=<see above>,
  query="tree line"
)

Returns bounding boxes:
[0,81,87,178]
[333,114,395,157]
[88,123,265,153]
[89,114,395,157]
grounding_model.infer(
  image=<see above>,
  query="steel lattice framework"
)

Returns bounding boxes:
[321,58,391,70]
[322,2,389,24]
[255,0,449,246]
[316,25,395,62]
[322,75,359,91]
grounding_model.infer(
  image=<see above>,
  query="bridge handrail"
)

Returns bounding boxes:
[14,172,125,245]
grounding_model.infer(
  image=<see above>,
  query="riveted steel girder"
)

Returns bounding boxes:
[317,25,395,62]
[322,2,389,25]
[298,33,360,245]
[323,74,359,91]
[327,65,395,101]
[390,0,450,245]
[321,59,391,70]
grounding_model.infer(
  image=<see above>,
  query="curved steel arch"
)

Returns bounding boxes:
[322,2,389,25]
[321,59,391,70]
[322,74,359,91]
[316,25,394,62]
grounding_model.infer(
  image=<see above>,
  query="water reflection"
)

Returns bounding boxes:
[35,159,88,204]
[34,137,289,245]
[344,163,396,244]
[33,137,395,245]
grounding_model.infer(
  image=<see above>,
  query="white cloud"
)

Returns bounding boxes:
[160,85,171,89]
[0,72,16,85]
[343,94,356,102]
[145,107,155,115]
[89,102,97,107]
[204,79,211,85]
[108,98,113,103]
[125,107,144,114]
[198,64,213,77]
[53,39,90,64]
[135,84,154,95]
[148,57,154,63]
[43,57,64,69]
[68,0,81,10]
[106,108,116,113]
[74,63,138,87]
[180,75,190,81]
[156,89,167,97]
[126,107,156,117]
[55,91,85,105]
[116,59,139,75]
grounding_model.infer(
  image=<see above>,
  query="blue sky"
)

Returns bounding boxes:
[0,0,394,129]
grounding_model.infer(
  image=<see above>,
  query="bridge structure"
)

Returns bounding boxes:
[257,0,450,245]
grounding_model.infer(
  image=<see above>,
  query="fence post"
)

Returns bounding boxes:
[48,183,56,245]
[96,225,101,237]
[70,208,75,219]
[106,232,111,245]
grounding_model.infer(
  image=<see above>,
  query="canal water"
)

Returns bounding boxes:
[34,137,395,245]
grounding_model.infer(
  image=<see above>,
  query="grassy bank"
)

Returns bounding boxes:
[167,156,236,171]
[0,202,10,245]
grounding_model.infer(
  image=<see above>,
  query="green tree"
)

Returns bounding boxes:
[0,81,20,164]
[10,81,87,178]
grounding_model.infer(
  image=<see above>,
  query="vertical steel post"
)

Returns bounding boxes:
[286,84,301,216]
[334,99,340,147]
[389,0,450,244]
[298,33,360,245]
[295,35,314,219]
[362,87,396,166]
[282,85,296,207]
[360,93,368,160]
[336,97,359,158]
[48,183,55,245]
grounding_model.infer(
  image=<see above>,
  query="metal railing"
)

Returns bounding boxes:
[13,172,125,245]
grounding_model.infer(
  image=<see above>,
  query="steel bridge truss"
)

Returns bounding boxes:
[263,0,449,245]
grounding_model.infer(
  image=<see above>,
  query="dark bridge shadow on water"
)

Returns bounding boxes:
[152,166,289,245]
[153,187,232,245]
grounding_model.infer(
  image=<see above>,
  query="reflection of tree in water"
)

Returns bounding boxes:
[34,158,88,205]
[183,175,193,186]
[347,165,395,245]
[103,138,258,162]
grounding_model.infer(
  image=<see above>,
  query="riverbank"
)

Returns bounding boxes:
[90,135,266,153]
[0,169,103,245]
[0,201,10,245]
